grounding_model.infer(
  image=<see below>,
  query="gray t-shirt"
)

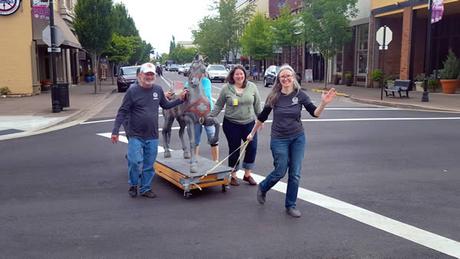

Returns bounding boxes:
[258,90,317,138]
[112,82,182,140]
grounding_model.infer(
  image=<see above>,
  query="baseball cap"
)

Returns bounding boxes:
[140,62,156,74]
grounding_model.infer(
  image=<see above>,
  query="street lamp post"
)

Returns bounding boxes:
[49,0,61,112]
[422,0,433,102]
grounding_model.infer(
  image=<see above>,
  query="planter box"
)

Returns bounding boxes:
[414,81,424,92]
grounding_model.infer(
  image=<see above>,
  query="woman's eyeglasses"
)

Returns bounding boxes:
[279,75,293,79]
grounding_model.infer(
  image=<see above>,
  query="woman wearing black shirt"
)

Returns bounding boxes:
[247,64,336,218]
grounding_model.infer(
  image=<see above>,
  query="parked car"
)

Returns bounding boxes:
[178,64,185,75]
[183,63,192,77]
[168,64,179,72]
[263,65,280,87]
[206,64,228,82]
[117,65,140,92]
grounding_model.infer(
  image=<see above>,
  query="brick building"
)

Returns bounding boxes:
[370,0,460,86]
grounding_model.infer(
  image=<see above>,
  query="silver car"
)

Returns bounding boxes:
[206,64,228,82]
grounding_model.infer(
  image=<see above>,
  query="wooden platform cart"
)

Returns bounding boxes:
[154,150,232,198]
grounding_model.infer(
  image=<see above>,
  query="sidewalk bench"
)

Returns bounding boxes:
[384,79,411,98]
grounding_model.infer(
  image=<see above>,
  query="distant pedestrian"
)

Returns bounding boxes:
[111,62,187,199]
[252,66,259,81]
[247,64,336,218]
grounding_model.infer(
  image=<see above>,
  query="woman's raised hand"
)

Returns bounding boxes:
[321,88,337,104]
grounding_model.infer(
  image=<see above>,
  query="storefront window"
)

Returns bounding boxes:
[356,24,368,75]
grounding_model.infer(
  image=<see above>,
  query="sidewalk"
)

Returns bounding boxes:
[1,79,459,141]
[0,80,118,141]
[304,82,460,113]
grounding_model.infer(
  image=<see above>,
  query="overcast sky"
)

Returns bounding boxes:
[113,0,216,55]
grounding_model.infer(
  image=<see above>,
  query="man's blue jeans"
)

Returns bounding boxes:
[127,137,158,194]
[259,133,306,209]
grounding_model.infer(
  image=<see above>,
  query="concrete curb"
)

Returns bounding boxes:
[0,89,118,141]
[348,96,460,113]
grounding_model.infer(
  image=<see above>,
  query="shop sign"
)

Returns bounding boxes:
[32,0,49,20]
[0,0,21,16]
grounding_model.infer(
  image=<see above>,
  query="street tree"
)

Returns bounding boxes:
[129,39,153,65]
[240,12,274,65]
[170,45,197,64]
[216,0,254,63]
[193,0,254,63]
[169,36,176,55]
[302,0,357,87]
[74,0,113,93]
[193,16,224,63]
[271,6,303,58]
[104,33,136,83]
[111,3,138,37]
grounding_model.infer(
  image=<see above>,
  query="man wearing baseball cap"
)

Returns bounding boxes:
[111,62,187,199]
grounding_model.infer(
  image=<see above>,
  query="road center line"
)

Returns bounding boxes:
[97,131,460,257]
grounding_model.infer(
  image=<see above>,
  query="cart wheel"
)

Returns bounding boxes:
[184,191,192,199]
[222,184,228,192]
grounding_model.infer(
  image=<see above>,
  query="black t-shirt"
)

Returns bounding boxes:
[258,90,317,138]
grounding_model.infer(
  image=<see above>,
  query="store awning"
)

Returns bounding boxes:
[32,14,82,49]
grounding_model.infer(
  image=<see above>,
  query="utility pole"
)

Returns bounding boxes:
[422,0,433,102]
[49,0,61,112]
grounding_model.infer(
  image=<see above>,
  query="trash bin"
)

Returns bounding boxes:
[57,83,70,108]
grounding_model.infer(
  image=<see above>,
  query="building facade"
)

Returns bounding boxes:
[0,0,81,95]
[370,0,460,86]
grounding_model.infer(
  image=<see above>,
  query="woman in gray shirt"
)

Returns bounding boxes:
[210,65,261,186]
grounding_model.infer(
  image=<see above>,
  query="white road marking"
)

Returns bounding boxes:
[97,132,165,153]
[236,171,460,258]
[97,131,460,257]
[325,107,399,111]
[84,116,460,126]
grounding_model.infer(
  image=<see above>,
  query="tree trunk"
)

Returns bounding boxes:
[323,51,328,89]
[92,53,98,94]
[111,62,115,85]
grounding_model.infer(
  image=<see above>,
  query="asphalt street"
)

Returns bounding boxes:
[1,71,459,258]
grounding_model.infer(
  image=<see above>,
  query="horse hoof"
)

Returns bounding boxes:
[164,150,171,158]
[183,151,191,159]
[190,164,198,174]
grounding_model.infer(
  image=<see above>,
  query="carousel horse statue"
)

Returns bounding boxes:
[162,55,220,173]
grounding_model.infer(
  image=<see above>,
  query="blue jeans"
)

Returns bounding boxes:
[127,137,158,194]
[259,133,306,209]
[194,123,216,146]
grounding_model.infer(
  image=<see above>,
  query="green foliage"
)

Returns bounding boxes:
[0,86,11,95]
[129,39,153,64]
[440,49,460,79]
[104,33,136,65]
[169,36,176,55]
[193,16,225,63]
[193,0,254,63]
[271,6,303,48]
[111,3,138,37]
[240,12,273,60]
[74,0,113,55]
[302,0,357,59]
[74,0,113,92]
[169,45,197,64]
[370,69,384,82]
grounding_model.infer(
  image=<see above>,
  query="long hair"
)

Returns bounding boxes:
[226,64,248,87]
[266,64,301,108]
